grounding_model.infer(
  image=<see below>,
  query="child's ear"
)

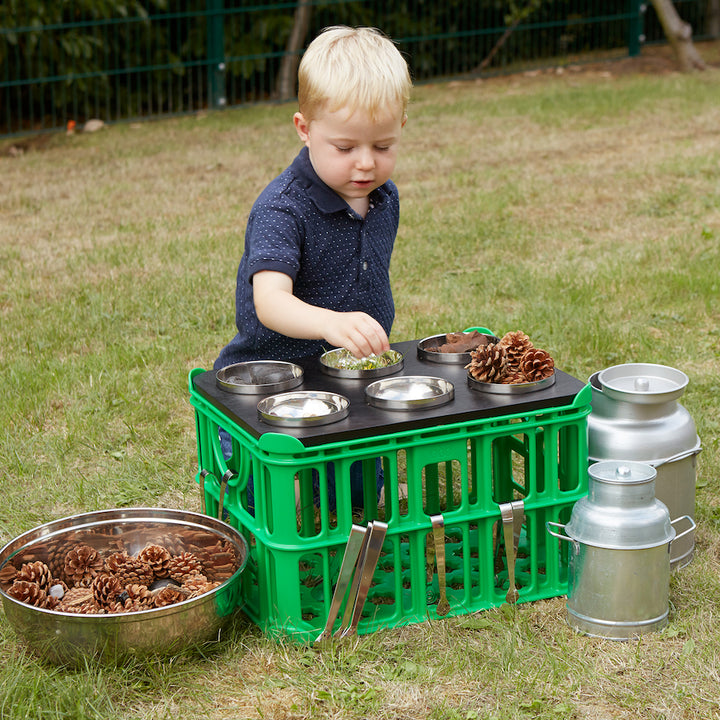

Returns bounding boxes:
[294,112,310,143]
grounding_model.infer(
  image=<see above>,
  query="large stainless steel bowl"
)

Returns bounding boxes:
[0,507,248,665]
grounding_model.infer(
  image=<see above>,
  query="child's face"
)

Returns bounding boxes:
[294,104,405,211]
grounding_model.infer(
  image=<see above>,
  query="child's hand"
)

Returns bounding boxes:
[253,271,389,358]
[324,311,390,359]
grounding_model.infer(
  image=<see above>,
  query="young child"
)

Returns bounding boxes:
[215,25,412,370]
[215,26,412,508]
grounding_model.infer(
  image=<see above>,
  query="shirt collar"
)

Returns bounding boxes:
[291,146,388,215]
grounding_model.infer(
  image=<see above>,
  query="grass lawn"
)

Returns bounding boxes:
[1,41,720,720]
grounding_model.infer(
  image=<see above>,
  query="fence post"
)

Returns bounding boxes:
[628,0,647,57]
[207,0,227,109]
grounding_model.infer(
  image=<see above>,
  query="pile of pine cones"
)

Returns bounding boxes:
[466,331,555,384]
[2,540,236,615]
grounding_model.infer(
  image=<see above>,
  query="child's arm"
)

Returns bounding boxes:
[253,270,390,359]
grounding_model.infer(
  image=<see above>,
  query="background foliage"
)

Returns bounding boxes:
[1,0,714,135]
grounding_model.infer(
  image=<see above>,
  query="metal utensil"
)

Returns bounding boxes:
[217,469,234,520]
[333,523,372,638]
[335,521,388,639]
[431,515,450,616]
[500,500,525,604]
[198,469,211,514]
[314,524,366,644]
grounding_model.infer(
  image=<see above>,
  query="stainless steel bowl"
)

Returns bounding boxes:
[365,376,454,411]
[0,508,248,665]
[257,390,350,427]
[467,372,556,394]
[216,360,304,394]
[319,348,403,379]
[417,331,499,365]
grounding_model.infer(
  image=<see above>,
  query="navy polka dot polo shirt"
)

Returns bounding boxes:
[214,146,398,369]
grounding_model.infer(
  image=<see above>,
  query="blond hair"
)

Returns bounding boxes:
[297,26,412,122]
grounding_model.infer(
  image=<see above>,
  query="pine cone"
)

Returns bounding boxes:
[466,343,507,383]
[167,552,204,583]
[17,561,53,591]
[107,596,147,613]
[497,331,534,371]
[181,573,209,592]
[91,574,123,608]
[0,562,18,588]
[501,370,527,385]
[47,538,76,583]
[7,580,47,607]
[137,544,172,578]
[64,544,105,587]
[192,540,238,581]
[62,600,104,614]
[105,552,154,587]
[104,550,131,573]
[153,584,189,608]
[520,348,555,381]
[125,583,154,608]
[186,577,220,598]
[58,586,94,609]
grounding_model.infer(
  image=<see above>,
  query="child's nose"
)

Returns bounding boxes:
[356,147,375,170]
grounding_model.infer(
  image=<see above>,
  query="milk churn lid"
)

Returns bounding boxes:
[566,461,674,549]
[588,460,657,485]
[597,363,688,404]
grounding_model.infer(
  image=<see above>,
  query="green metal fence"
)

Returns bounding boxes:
[0,0,712,138]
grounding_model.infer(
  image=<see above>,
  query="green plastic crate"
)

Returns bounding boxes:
[189,365,591,642]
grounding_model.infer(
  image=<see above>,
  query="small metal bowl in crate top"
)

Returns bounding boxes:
[365,376,454,411]
[319,348,403,378]
[257,391,350,427]
[0,508,248,665]
[468,372,556,395]
[417,329,499,365]
[216,360,303,394]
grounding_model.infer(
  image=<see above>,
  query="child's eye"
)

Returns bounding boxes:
[336,146,353,153]
[375,146,390,152]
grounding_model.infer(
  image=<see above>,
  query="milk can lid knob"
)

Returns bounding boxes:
[634,377,650,391]
[616,465,632,479]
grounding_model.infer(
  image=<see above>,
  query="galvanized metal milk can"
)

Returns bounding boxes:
[547,461,695,640]
[587,363,701,569]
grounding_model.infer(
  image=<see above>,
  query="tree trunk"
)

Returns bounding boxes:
[708,0,720,38]
[650,0,707,70]
[273,0,312,101]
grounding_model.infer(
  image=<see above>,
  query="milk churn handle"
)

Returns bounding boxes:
[652,440,702,468]
[546,521,573,543]
[670,515,697,542]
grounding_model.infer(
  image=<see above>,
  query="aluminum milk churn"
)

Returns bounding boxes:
[547,461,695,640]
[587,363,701,569]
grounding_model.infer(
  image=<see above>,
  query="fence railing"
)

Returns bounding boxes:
[0,0,713,138]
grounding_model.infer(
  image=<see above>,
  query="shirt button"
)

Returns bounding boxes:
[362,261,368,270]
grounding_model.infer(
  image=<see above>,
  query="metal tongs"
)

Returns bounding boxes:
[499,500,525,604]
[315,520,388,643]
